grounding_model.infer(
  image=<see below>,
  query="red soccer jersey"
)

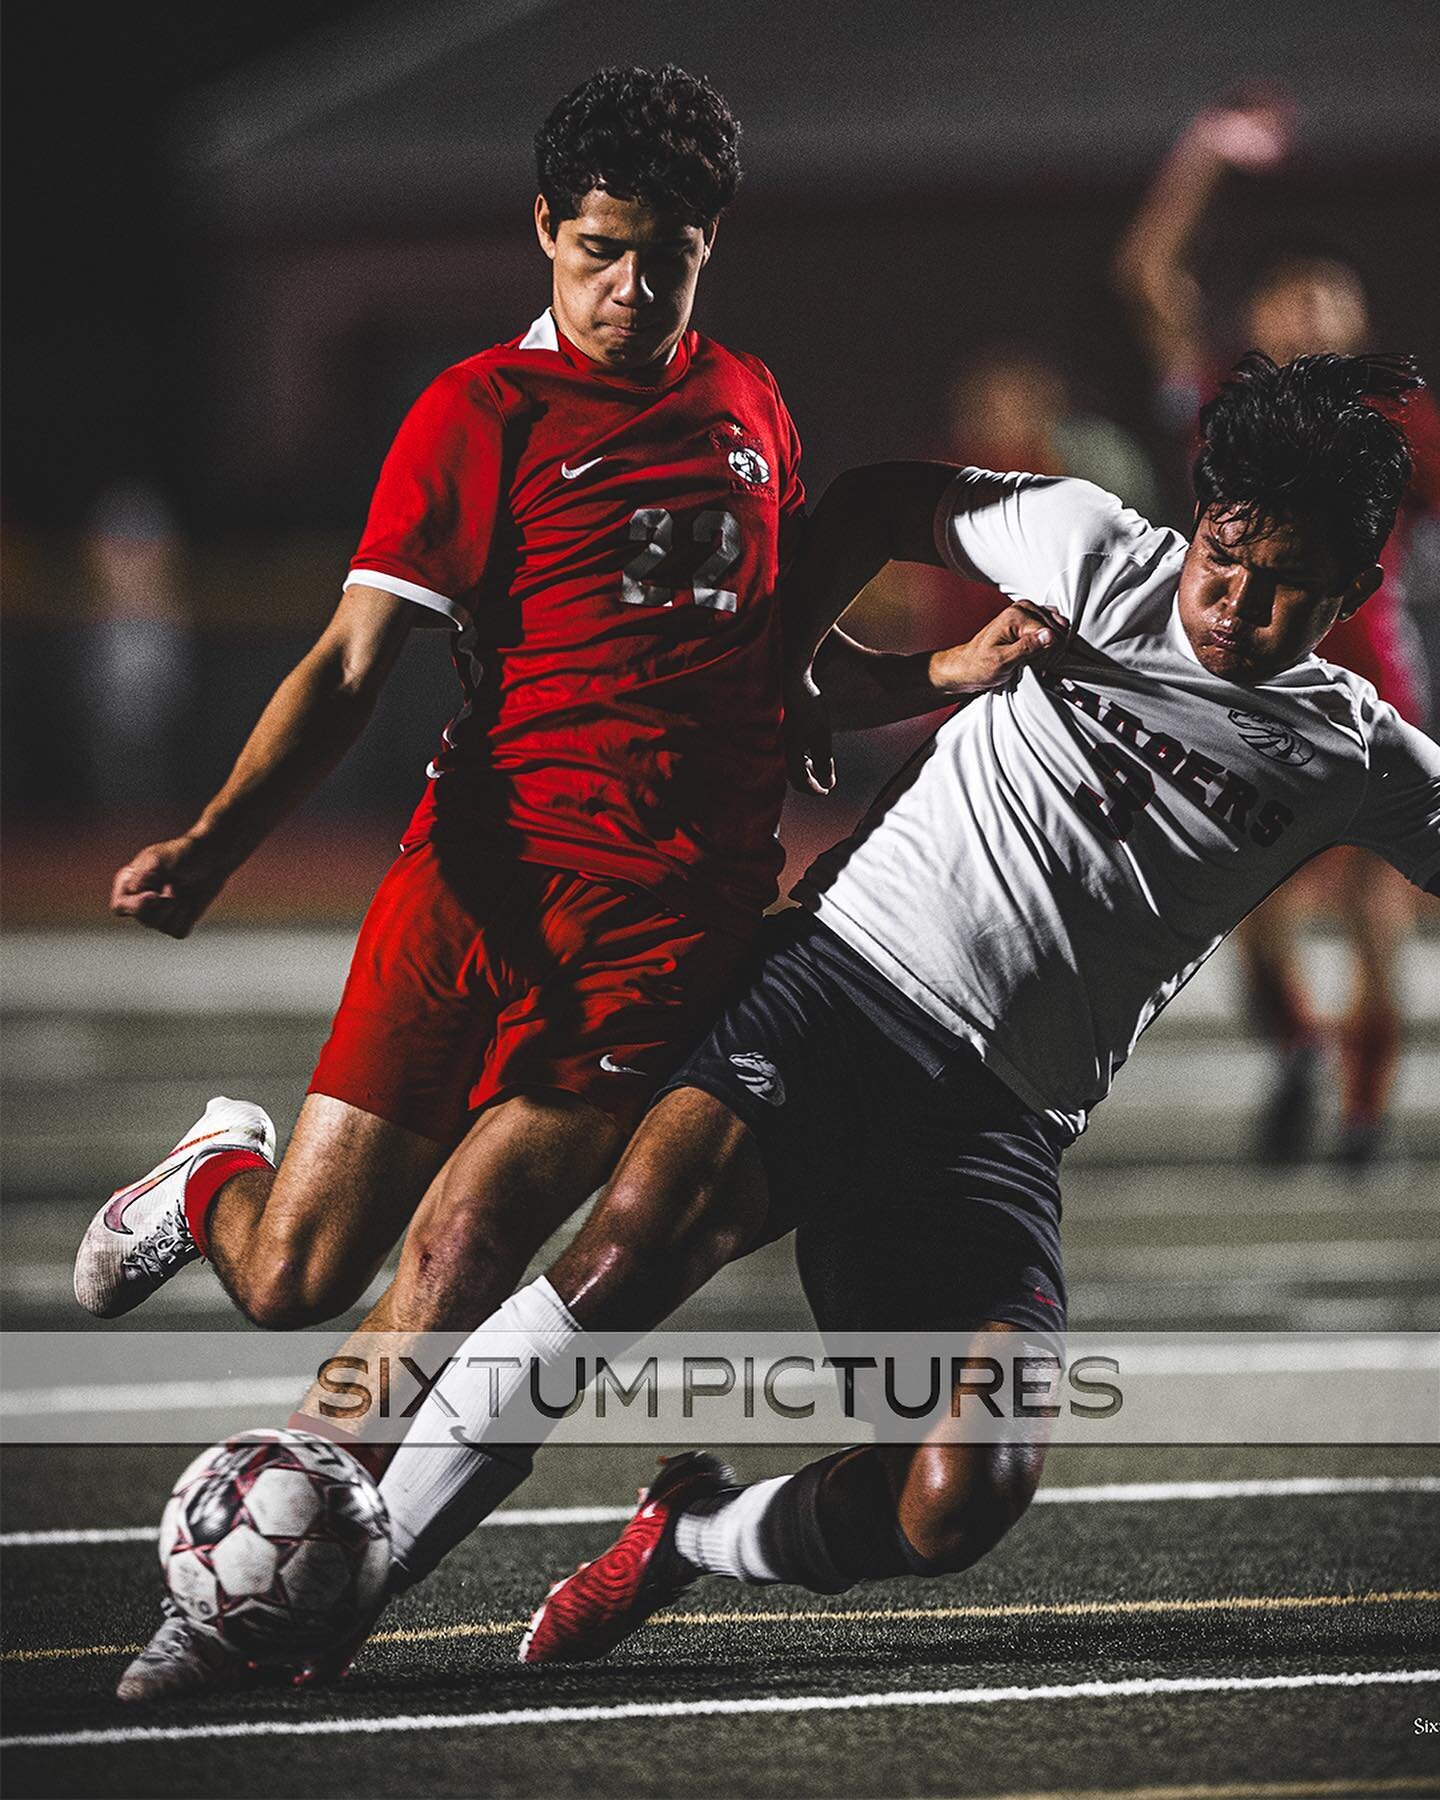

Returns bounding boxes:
[349,311,804,932]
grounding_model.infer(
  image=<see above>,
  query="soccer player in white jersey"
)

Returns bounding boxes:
[234,353,1440,1673]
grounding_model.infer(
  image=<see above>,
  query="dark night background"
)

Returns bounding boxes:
[3,1,1438,888]
[2,3,357,531]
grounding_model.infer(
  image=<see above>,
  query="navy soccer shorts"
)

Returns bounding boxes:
[652,911,1069,1345]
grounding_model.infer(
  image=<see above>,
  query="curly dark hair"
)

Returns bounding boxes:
[535,65,741,229]
[1193,352,1423,576]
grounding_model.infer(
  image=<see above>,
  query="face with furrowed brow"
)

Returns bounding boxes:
[1176,507,1381,683]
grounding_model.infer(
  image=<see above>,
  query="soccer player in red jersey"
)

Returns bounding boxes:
[75,70,818,1701]
[1117,88,1440,1167]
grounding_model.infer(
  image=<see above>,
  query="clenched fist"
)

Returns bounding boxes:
[932,601,1071,696]
[111,833,234,938]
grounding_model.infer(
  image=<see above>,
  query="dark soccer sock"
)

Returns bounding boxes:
[752,1446,915,1593]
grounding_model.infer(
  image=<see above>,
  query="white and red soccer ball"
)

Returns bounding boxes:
[159,1428,390,1664]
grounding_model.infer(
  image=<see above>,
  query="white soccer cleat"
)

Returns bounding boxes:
[116,1600,248,1703]
[73,1096,275,1317]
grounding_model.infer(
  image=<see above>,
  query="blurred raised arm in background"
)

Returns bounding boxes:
[1115,86,1300,427]
[1115,86,1440,1174]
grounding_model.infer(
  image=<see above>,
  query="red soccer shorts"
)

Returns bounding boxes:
[307,840,753,1144]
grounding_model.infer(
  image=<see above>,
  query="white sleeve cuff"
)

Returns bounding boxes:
[345,568,466,625]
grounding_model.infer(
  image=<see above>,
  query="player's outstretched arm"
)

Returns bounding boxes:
[111,584,416,938]
[781,460,961,791]
[1113,87,1294,380]
[782,462,1066,789]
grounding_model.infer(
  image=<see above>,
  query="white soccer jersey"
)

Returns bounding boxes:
[801,472,1440,1137]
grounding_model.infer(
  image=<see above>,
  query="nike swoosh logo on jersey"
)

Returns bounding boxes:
[101,1126,232,1232]
[561,456,604,480]
[599,1053,647,1077]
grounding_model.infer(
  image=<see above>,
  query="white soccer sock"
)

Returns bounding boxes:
[674,1475,788,1583]
[380,1276,584,1583]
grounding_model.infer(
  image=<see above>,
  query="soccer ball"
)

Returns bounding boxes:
[159,1428,391,1664]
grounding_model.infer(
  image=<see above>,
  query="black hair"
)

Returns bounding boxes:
[1192,352,1422,576]
[535,65,740,229]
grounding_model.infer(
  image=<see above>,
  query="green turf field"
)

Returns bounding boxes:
[2,939,1438,1798]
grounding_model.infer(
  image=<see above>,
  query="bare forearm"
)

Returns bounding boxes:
[783,475,899,678]
[814,633,972,729]
[1115,131,1221,375]
[781,472,1065,792]
[784,462,956,678]
[187,583,415,869]
[189,653,381,866]
[111,585,416,937]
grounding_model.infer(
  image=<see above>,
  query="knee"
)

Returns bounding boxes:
[897,1444,1043,1575]
[397,1224,526,1321]
[405,1182,557,1305]
[592,1161,756,1284]
[233,1249,361,1332]
[238,1284,347,1333]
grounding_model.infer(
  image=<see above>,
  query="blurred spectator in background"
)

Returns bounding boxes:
[948,345,1160,519]
[851,346,1159,663]
[786,346,1162,887]
[1117,88,1440,1170]
[80,481,197,815]
[925,344,1161,646]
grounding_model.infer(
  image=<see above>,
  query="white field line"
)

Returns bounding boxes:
[0,1505,633,1547]
[2,1376,303,1416]
[8,1255,1437,1319]
[1079,1241,1440,1281]
[5,1338,1437,1418]
[4,1667,1438,1750]
[3,1474,1437,1548]
[1071,1181,1438,1220]
[6,928,1437,1017]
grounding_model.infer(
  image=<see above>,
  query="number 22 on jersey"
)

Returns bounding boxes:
[621,508,743,612]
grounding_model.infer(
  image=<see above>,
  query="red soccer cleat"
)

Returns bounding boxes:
[518,1452,734,1664]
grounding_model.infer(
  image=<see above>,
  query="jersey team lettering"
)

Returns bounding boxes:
[1043,671,1294,846]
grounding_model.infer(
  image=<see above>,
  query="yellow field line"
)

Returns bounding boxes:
[951,1779,1440,1800]
[659,1588,1440,1628]
[5,1587,1436,1666]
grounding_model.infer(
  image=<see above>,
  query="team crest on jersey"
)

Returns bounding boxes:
[728,1051,785,1105]
[727,446,771,487]
[710,422,773,491]
[1227,708,1314,766]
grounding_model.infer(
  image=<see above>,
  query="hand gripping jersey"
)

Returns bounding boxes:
[348,311,805,932]
[800,473,1440,1137]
